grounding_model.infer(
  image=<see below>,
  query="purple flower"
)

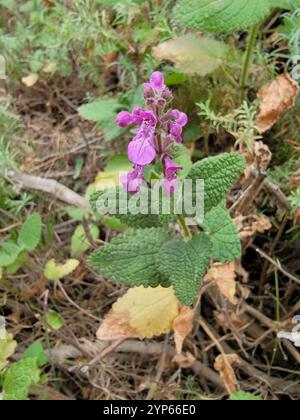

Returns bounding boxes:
[128,111,157,166]
[116,111,133,128]
[163,156,183,195]
[120,165,145,194]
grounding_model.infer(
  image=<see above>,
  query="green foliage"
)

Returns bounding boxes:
[71,224,99,257]
[0,241,22,267]
[0,213,42,271]
[0,330,16,371]
[2,358,40,400]
[90,188,176,228]
[157,234,212,305]
[23,342,48,368]
[173,0,272,33]
[46,311,64,331]
[289,188,300,212]
[187,153,246,213]
[18,212,42,252]
[88,228,175,287]
[202,203,241,263]
[229,391,262,401]
[79,99,125,142]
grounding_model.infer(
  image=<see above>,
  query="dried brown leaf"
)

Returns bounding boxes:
[97,311,141,341]
[257,73,299,133]
[172,351,196,369]
[173,306,195,355]
[204,262,238,305]
[235,214,272,242]
[214,354,241,395]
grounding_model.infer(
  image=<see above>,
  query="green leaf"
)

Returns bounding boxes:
[5,251,27,275]
[153,34,229,75]
[78,99,125,142]
[78,99,121,122]
[71,224,99,257]
[229,391,262,401]
[0,241,22,268]
[18,213,42,252]
[3,358,40,400]
[157,234,212,305]
[202,203,241,263]
[173,0,272,32]
[269,0,300,8]
[187,153,246,213]
[88,228,175,287]
[23,342,48,367]
[90,188,176,228]
[65,207,89,221]
[0,0,16,10]
[170,143,192,179]
[46,311,64,331]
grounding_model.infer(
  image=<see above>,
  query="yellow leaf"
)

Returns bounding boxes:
[0,317,17,370]
[21,73,39,87]
[44,259,79,281]
[97,286,179,340]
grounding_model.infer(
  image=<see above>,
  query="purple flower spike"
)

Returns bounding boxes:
[116,111,133,128]
[120,165,145,194]
[163,156,183,195]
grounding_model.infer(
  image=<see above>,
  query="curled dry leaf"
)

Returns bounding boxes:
[234,214,272,242]
[97,286,179,341]
[257,73,300,133]
[204,262,238,305]
[214,353,241,395]
[173,306,195,355]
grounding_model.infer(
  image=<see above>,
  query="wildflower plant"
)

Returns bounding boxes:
[89,72,246,306]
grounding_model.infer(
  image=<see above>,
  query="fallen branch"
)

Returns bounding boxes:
[9,170,91,211]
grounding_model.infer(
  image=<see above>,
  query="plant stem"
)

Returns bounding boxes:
[177,214,192,240]
[240,24,259,102]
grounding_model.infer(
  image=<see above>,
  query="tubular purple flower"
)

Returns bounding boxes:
[128,111,157,166]
[163,156,183,195]
[120,165,145,194]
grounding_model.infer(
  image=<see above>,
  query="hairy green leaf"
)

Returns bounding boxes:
[187,153,246,214]
[18,213,42,252]
[78,99,125,142]
[88,228,175,287]
[90,188,176,228]
[2,358,40,400]
[202,203,241,263]
[173,0,272,32]
[157,234,212,305]
[0,241,22,267]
